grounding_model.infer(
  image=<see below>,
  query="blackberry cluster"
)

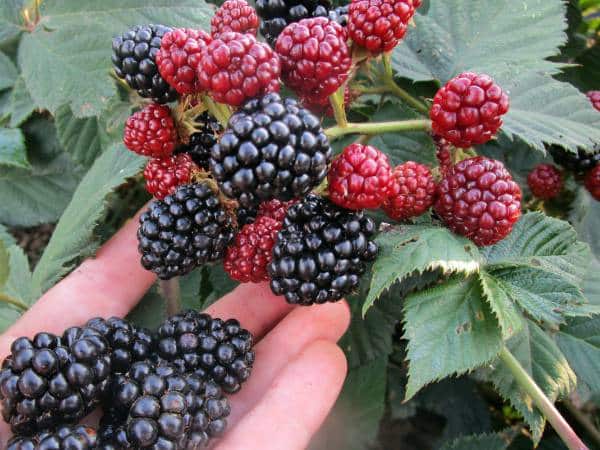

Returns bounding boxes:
[210,93,333,208]
[175,112,222,171]
[549,145,600,174]
[101,361,230,449]
[268,194,378,305]
[156,310,255,394]
[112,25,178,104]
[256,0,334,45]
[0,328,111,434]
[7,425,97,450]
[137,183,235,280]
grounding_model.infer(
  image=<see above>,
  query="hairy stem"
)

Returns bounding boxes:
[564,400,600,449]
[160,278,181,316]
[381,53,430,116]
[325,119,431,139]
[0,292,28,311]
[499,347,589,450]
[330,86,348,128]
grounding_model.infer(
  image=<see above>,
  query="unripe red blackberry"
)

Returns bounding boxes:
[587,91,600,112]
[123,103,178,158]
[197,32,281,107]
[348,0,421,54]
[527,164,563,200]
[156,28,212,94]
[224,215,282,282]
[8,425,97,450]
[211,0,259,38]
[430,72,509,148]
[143,154,198,200]
[434,157,522,247]
[276,17,351,99]
[585,165,600,201]
[328,143,394,210]
[383,161,436,221]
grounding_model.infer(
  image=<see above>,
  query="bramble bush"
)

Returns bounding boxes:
[1,0,600,449]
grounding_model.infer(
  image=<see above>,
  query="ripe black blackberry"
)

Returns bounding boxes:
[101,360,230,449]
[7,425,97,450]
[256,0,332,45]
[156,310,255,393]
[549,145,600,174]
[210,93,333,208]
[112,24,178,104]
[236,205,258,226]
[329,4,349,26]
[137,182,235,280]
[0,328,111,435]
[175,112,222,171]
[85,317,154,374]
[268,194,378,305]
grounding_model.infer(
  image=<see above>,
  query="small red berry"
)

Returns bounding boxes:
[585,165,600,201]
[197,32,281,107]
[430,72,509,148]
[123,104,178,157]
[144,154,198,200]
[527,164,563,200]
[156,28,212,94]
[433,134,453,175]
[434,156,522,247]
[328,143,394,210]
[224,215,282,283]
[258,199,295,222]
[276,17,351,99]
[587,91,600,112]
[211,0,259,38]
[383,162,436,221]
[348,0,421,54]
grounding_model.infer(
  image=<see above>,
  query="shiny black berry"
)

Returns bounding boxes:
[7,424,98,450]
[0,328,111,435]
[175,112,223,171]
[268,194,378,305]
[549,145,600,174]
[329,4,349,27]
[210,93,333,208]
[156,310,255,394]
[137,182,236,280]
[112,24,178,104]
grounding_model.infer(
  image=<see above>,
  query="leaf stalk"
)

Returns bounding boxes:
[381,53,430,116]
[0,292,28,311]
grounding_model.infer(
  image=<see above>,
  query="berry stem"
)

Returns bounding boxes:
[0,292,28,311]
[201,95,231,128]
[325,119,432,139]
[498,346,590,450]
[329,85,349,128]
[381,53,430,116]
[159,278,181,316]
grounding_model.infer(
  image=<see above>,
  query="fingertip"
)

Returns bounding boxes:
[305,339,348,384]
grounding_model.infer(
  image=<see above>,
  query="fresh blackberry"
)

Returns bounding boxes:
[112,24,178,104]
[102,360,230,449]
[0,329,111,435]
[175,112,222,171]
[156,310,255,393]
[256,0,332,45]
[236,205,258,226]
[137,182,235,280]
[268,194,378,305]
[85,317,154,374]
[210,93,333,208]
[7,425,97,450]
[329,4,349,26]
[549,145,600,174]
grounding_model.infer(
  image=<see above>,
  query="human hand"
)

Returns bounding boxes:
[0,212,350,449]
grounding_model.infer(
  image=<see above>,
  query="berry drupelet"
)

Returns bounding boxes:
[137,183,235,280]
[434,157,522,247]
[585,165,600,201]
[7,425,97,450]
[587,91,600,112]
[328,143,395,210]
[211,0,259,38]
[123,103,178,158]
[268,194,378,305]
[527,164,563,200]
[210,93,333,208]
[143,153,198,200]
[433,134,453,175]
[383,161,436,221]
[155,310,255,393]
[430,72,509,148]
[111,24,178,104]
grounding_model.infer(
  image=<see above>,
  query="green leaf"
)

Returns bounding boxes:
[571,188,600,258]
[365,225,481,315]
[55,105,103,168]
[0,127,28,169]
[440,433,510,450]
[392,0,566,83]
[0,240,8,287]
[0,50,17,90]
[127,284,167,330]
[0,1,25,44]
[32,143,145,292]
[481,320,577,443]
[8,76,36,128]
[180,270,203,311]
[556,316,600,394]
[478,270,523,339]
[19,0,213,117]
[198,265,238,308]
[403,276,503,399]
